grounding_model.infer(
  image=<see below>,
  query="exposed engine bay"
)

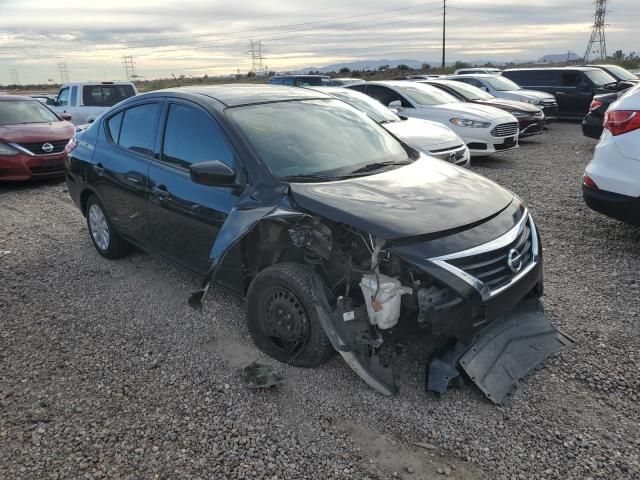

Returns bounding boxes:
[190,207,574,404]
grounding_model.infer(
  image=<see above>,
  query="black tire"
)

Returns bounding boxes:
[85,194,130,259]
[246,262,336,367]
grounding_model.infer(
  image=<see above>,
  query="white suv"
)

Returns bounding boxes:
[583,84,640,224]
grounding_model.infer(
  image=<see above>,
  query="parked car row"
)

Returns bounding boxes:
[65,84,573,403]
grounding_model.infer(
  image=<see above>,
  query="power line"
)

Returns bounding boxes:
[584,0,608,61]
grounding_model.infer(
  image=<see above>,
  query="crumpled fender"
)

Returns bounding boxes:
[188,184,304,309]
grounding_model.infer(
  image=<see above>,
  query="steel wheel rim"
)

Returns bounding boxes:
[261,286,309,355]
[88,204,110,251]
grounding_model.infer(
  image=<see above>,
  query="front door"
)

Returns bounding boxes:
[146,100,244,276]
[91,101,162,242]
[556,72,593,116]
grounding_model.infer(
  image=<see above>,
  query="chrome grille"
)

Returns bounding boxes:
[446,222,532,291]
[490,122,518,137]
[430,213,539,299]
[428,145,467,164]
[18,139,69,155]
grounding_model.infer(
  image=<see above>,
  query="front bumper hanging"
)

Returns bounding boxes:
[427,298,575,404]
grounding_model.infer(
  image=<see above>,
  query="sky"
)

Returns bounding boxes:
[1,0,639,84]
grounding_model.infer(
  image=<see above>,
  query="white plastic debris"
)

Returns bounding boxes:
[360,273,412,329]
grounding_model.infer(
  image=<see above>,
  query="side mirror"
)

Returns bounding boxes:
[578,83,592,92]
[480,86,489,92]
[190,160,236,186]
[46,98,56,106]
[60,113,72,121]
[388,100,402,109]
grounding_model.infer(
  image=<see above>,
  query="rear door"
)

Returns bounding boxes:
[91,100,163,243]
[556,71,592,116]
[146,99,244,275]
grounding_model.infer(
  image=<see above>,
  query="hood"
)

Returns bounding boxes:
[509,89,555,102]
[0,121,75,143]
[383,117,463,151]
[476,98,541,113]
[432,102,514,121]
[289,156,514,240]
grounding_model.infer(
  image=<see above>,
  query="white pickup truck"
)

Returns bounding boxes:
[47,81,138,125]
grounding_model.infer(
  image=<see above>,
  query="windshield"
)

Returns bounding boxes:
[82,84,136,107]
[228,99,409,179]
[483,76,521,91]
[397,84,460,106]
[586,69,621,85]
[599,65,637,81]
[329,90,399,124]
[0,100,60,125]
[439,81,494,100]
[294,77,333,87]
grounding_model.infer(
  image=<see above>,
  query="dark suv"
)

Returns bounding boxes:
[502,67,628,117]
[268,75,333,87]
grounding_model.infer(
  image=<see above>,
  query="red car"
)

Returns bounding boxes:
[0,96,75,182]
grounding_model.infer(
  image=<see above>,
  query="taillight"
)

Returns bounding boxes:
[603,110,640,136]
[589,99,604,111]
[583,174,598,189]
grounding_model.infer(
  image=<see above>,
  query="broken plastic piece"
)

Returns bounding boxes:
[241,361,285,389]
[426,341,467,396]
[459,299,575,404]
[360,273,412,329]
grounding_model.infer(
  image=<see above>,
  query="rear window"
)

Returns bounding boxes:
[82,85,136,107]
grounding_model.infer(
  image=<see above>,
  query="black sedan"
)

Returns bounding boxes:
[582,90,626,139]
[66,85,572,403]
[419,79,547,137]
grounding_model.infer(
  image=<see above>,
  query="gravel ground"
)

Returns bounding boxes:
[1,122,639,480]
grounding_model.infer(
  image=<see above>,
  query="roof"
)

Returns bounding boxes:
[502,66,604,72]
[140,84,331,107]
[271,74,330,78]
[445,74,503,78]
[0,95,35,101]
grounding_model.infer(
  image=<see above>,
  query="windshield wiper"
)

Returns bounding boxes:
[280,174,335,183]
[344,160,411,176]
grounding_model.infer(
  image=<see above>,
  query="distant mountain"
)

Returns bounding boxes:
[292,59,434,73]
[537,52,582,63]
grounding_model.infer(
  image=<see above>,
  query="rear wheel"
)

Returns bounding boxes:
[85,194,130,259]
[246,263,335,367]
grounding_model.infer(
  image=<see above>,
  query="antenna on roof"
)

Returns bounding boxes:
[172,74,182,87]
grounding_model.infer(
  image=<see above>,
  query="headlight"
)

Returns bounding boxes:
[511,111,530,117]
[523,98,541,106]
[0,143,18,156]
[449,118,491,128]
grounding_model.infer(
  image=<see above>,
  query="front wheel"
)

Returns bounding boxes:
[85,194,130,259]
[246,263,335,367]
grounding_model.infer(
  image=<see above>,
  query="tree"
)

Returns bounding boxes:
[421,63,431,71]
[339,67,350,74]
[377,65,389,71]
[453,61,471,69]
[397,64,410,71]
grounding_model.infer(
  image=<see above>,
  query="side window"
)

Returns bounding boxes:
[270,78,283,85]
[161,103,235,170]
[561,72,580,87]
[106,112,123,143]
[117,103,160,156]
[349,84,367,93]
[57,87,69,107]
[281,78,294,86]
[70,86,78,107]
[366,86,411,108]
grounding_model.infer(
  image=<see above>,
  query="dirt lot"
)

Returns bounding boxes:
[1,122,639,479]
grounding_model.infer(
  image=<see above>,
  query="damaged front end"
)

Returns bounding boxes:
[191,184,573,404]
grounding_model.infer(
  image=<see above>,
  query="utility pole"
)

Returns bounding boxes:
[584,0,608,61]
[248,40,265,75]
[441,0,446,69]
[122,56,137,81]
[10,69,19,85]
[57,62,70,83]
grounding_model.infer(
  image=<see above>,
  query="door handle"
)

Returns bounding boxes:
[93,163,105,175]
[555,92,566,96]
[151,186,170,201]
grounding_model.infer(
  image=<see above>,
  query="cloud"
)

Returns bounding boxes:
[1,0,639,83]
